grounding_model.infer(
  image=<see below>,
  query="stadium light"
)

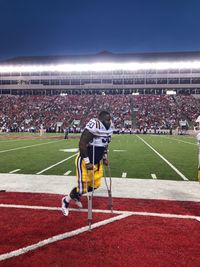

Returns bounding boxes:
[166,90,176,95]
[60,93,68,96]
[1,61,200,73]
[132,92,139,95]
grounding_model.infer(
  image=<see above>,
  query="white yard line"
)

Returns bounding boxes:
[0,139,32,143]
[137,135,188,181]
[64,170,72,176]
[151,173,157,179]
[0,211,131,262]
[122,172,127,178]
[36,153,78,174]
[0,140,63,153]
[9,169,21,174]
[162,136,196,146]
[60,148,78,152]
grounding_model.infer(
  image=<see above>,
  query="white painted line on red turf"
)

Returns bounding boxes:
[137,135,188,181]
[0,204,61,211]
[0,204,123,214]
[36,153,78,174]
[0,212,131,262]
[122,172,127,178]
[0,140,63,154]
[2,206,199,262]
[1,204,200,221]
[64,170,72,175]
[151,173,157,179]
[9,169,21,174]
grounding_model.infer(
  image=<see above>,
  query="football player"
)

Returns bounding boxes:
[62,111,113,216]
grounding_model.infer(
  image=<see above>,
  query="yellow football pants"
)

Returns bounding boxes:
[198,169,200,183]
[75,154,103,194]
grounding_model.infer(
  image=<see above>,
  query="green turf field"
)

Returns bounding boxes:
[0,134,198,181]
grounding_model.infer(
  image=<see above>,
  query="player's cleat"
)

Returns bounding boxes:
[61,197,69,216]
[74,199,83,208]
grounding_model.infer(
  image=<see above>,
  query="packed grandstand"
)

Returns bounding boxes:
[0,93,199,134]
[0,51,200,133]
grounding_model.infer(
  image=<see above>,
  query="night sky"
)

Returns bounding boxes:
[0,0,200,60]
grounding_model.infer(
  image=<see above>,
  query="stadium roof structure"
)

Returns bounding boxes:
[2,50,200,65]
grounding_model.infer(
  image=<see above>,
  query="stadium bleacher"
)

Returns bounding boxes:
[0,94,199,133]
[0,52,200,133]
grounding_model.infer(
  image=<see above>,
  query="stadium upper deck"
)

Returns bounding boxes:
[1,51,200,95]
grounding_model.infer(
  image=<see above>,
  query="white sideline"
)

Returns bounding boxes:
[137,135,189,181]
[36,153,78,174]
[0,212,131,262]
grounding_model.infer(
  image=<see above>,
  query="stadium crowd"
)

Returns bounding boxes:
[0,94,199,133]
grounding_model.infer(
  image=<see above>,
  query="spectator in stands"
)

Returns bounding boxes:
[0,94,200,134]
[64,128,69,139]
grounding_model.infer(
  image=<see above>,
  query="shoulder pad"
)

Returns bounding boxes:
[85,118,99,134]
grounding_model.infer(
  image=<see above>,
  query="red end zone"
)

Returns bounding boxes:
[1,192,200,267]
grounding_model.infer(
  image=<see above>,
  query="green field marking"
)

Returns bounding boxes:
[138,135,197,180]
[137,135,188,181]
[108,135,181,179]
[0,134,198,181]
[161,135,197,146]
[37,153,78,174]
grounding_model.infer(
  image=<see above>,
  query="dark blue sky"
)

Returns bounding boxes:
[0,0,200,60]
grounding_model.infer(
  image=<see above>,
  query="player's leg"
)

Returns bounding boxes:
[70,187,83,208]
[87,162,103,191]
[61,155,87,216]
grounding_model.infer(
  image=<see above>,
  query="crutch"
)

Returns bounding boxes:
[87,142,95,230]
[103,160,113,213]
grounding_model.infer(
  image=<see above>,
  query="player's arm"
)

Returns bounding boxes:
[79,129,94,170]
